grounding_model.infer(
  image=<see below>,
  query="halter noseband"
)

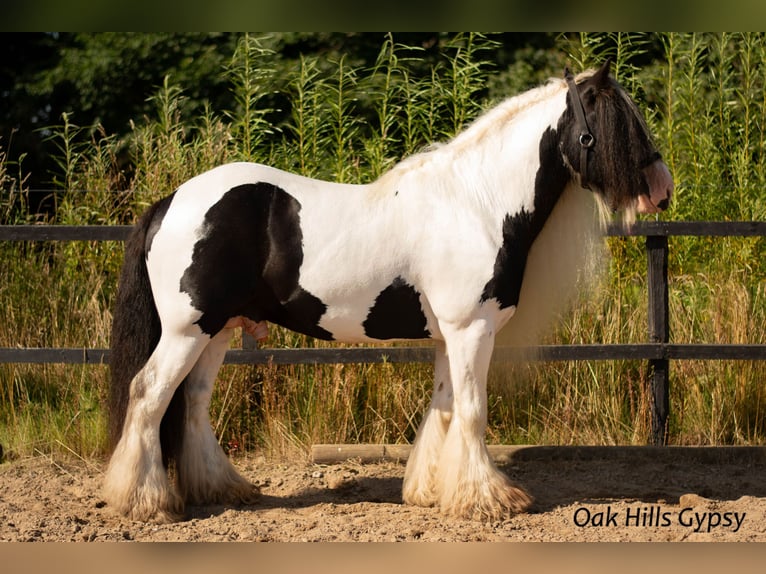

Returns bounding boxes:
[564,68,595,190]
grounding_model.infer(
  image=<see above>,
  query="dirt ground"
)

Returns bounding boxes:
[2,445,766,542]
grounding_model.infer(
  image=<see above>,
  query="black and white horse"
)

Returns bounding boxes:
[104,62,672,523]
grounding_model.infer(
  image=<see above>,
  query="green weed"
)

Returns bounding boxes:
[1,33,765,462]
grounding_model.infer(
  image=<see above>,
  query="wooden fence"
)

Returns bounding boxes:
[1,220,765,446]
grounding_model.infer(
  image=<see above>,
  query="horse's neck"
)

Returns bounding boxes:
[442,94,570,221]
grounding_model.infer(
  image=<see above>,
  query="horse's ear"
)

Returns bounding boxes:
[593,59,612,86]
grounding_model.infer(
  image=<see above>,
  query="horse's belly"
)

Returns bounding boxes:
[286,272,437,343]
[323,291,435,343]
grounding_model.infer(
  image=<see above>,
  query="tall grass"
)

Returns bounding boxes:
[1,33,765,462]
[522,32,766,446]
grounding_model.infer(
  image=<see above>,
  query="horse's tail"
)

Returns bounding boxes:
[108,196,185,466]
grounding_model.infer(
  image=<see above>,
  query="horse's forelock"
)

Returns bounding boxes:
[589,76,657,211]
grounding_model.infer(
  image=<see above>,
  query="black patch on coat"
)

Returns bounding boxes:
[179,182,333,340]
[363,276,431,340]
[481,209,535,310]
[481,125,570,309]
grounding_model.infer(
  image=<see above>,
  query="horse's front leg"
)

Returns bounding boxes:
[403,340,452,507]
[435,318,532,521]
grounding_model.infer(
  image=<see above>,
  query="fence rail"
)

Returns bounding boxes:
[2,342,765,366]
[2,220,765,445]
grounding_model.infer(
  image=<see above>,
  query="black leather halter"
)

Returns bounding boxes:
[564,68,595,190]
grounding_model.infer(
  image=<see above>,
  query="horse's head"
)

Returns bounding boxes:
[561,60,673,215]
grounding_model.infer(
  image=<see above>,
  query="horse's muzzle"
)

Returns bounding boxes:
[638,159,673,214]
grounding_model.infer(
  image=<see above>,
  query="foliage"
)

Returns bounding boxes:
[1,33,560,190]
[1,33,765,462]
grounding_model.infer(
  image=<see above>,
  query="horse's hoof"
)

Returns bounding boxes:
[440,474,533,522]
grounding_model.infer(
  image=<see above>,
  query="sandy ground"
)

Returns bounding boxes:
[2,445,766,542]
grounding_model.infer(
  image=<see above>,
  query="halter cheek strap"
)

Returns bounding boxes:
[564,68,595,190]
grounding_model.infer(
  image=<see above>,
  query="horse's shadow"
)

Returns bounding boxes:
[185,475,404,521]
[186,448,766,520]
[503,447,766,513]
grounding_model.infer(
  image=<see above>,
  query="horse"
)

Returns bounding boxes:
[103,61,672,523]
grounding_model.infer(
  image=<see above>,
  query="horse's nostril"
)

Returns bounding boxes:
[656,198,670,211]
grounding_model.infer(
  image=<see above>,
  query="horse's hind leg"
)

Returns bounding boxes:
[177,327,260,506]
[403,340,452,507]
[103,330,208,523]
[435,318,532,521]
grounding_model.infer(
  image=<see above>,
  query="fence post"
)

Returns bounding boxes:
[646,234,670,445]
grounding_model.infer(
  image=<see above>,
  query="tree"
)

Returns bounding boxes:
[1,33,239,189]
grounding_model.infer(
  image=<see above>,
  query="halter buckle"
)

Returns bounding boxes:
[579,132,595,149]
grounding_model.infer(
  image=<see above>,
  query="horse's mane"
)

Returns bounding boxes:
[447,77,569,152]
[377,71,602,188]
